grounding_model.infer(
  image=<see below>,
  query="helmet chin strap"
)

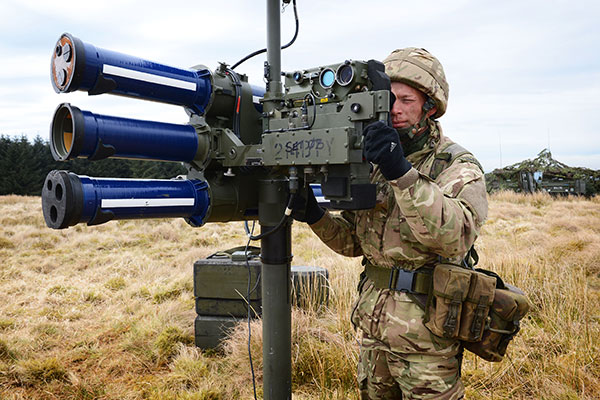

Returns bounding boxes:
[396,111,430,140]
[395,97,436,155]
[396,96,436,138]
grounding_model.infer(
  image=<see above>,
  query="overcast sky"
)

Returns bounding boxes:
[1,0,599,172]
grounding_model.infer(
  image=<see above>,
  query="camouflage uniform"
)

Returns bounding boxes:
[310,119,488,399]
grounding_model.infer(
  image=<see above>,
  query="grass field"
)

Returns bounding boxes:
[0,192,599,399]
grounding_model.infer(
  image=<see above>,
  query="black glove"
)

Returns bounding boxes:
[290,185,324,225]
[363,121,412,180]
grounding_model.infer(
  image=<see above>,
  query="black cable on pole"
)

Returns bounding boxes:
[246,193,294,241]
[244,221,259,400]
[231,0,299,70]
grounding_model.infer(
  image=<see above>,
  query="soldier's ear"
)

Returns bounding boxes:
[423,96,436,118]
[426,106,437,118]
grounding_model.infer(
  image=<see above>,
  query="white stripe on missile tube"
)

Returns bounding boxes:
[102,65,197,91]
[101,198,195,208]
[89,177,179,182]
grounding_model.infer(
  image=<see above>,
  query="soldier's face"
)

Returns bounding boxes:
[390,82,435,129]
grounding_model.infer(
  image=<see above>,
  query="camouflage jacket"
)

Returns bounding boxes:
[310,121,488,269]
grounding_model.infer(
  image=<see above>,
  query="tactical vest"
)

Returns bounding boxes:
[428,142,484,181]
[363,139,484,288]
[364,141,529,362]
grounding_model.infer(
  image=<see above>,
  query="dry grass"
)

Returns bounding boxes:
[0,192,599,399]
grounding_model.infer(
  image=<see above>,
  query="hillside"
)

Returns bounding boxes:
[1,193,599,399]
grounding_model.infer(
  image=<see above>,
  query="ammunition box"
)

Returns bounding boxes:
[194,315,241,350]
[291,265,329,309]
[193,248,330,349]
[193,249,262,318]
[195,297,262,318]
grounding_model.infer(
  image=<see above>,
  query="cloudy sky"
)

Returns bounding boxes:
[1,0,599,172]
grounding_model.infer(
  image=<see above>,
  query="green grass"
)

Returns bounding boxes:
[0,194,598,399]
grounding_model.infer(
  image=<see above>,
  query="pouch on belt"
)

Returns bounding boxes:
[463,275,530,362]
[424,264,530,362]
[425,264,496,342]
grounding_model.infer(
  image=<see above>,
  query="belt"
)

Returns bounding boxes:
[365,264,432,295]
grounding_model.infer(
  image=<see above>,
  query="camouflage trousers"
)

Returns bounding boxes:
[352,280,464,400]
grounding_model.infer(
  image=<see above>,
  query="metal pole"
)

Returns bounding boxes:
[262,2,291,398]
[264,0,282,108]
[259,178,292,400]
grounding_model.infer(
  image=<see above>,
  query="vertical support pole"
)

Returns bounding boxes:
[259,178,292,400]
[264,0,283,112]
[262,2,290,396]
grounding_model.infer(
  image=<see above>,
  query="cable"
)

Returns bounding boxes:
[305,92,317,129]
[224,67,243,138]
[246,193,295,241]
[242,189,294,399]
[231,0,299,70]
[244,222,259,400]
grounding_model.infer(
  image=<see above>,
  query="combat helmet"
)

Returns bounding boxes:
[383,48,449,119]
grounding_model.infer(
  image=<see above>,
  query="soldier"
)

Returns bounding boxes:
[292,48,488,399]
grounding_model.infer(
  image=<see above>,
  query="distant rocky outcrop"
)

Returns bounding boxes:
[485,149,599,196]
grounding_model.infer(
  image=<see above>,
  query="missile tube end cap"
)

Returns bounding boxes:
[51,33,85,93]
[42,170,83,229]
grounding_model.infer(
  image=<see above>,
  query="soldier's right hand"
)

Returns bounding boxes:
[363,121,412,180]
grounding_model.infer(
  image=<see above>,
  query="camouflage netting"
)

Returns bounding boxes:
[485,149,600,196]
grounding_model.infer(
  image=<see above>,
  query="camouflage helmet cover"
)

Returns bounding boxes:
[383,47,449,118]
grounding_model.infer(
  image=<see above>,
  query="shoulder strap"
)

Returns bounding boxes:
[429,142,484,180]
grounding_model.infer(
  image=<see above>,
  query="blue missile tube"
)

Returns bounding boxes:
[51,33,213,114]
[51,103,199,162]
[42,170,211,229]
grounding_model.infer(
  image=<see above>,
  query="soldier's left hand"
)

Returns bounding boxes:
[290,184,325,225]
[363,121,412,180]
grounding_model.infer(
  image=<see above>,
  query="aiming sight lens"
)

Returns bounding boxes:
[319,68,335,88]
[293,71,304,83]
[336,64,354,86]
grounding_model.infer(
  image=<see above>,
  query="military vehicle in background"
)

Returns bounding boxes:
[485,149,599,196]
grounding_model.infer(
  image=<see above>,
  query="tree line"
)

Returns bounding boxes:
[0,135,187,196]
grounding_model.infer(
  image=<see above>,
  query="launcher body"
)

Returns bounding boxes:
[43,32,390,229]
